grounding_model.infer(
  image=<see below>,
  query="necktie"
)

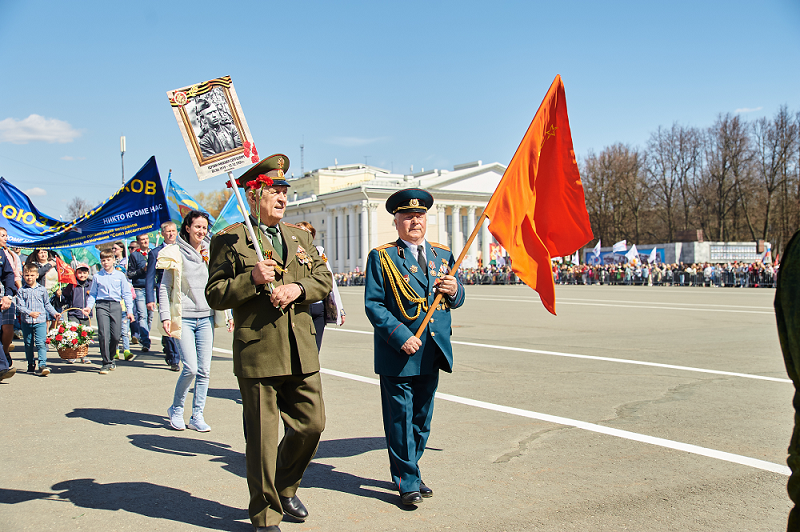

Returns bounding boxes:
[417,246,426,272]
[265,226,283,261]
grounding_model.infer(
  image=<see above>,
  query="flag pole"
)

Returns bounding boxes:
[414,211,488,339]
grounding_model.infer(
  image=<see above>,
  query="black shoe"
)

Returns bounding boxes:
[419,481,433,498]
[400,491,423,505]
[141,346,149,353]
[27,363,35,373]
[279,495,308,521]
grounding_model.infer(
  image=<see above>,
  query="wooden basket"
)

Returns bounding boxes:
[57,343,88,360]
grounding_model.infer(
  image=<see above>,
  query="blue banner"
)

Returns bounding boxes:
[210,193,245,234]
[166,175,215,227]
[0,156,170,249]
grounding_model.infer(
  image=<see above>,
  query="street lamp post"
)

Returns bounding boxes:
[120,135,126,184]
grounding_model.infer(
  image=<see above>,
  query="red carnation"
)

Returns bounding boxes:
[58,327,65,333]
[71,338,78,345]
[246,180,258,189]
[243,146,251,157]
[55,334,63,341]
[45,338,50,344]
[251,145,258,156]
[226,180,234,189]
[81,331,88,337]
[243,140,251,150]
[251,155,259,163]
[257,174,273,187]
[70,326,77,332]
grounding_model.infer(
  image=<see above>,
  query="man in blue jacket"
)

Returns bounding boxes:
[364,188,466,506]
[145,221,181,370]
[127,233,152,352]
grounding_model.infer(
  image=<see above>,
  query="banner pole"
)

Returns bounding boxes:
[227,171,263,262]
[414,211,488,338]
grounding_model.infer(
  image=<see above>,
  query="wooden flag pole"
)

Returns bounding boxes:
[414,211,488,338]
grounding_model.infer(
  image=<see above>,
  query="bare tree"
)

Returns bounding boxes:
[66,197,92,220]
[194,189,232,218]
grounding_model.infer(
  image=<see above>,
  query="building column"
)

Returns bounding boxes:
[437,204,448,246]
[480,209,491,267]
[348,205,357,272]
[370,202,380,250]
[360,201,369,270]
[467,206,478,260]
[335,208,345,273]
[452,205,463,258]
[325,208,334,265]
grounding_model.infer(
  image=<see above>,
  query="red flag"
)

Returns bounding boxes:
[483,75,592,315]
[55,256,77,285]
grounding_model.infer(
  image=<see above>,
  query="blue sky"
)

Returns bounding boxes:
[1,0,798,218]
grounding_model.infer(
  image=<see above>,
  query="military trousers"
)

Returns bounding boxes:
[238,372,325,528]
[379,372,439,494]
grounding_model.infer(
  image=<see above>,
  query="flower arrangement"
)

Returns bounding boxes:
[46,320,95,350]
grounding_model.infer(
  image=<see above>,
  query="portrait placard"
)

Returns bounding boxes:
[167,75,259,181]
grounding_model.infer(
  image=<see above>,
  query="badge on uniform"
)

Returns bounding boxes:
[403,274,409,282]
[296,245,312,269]
[409,265,418,273]
[429,260,435,269]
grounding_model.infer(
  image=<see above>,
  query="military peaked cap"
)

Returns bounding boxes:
[385,188,434,214]
[235,153,291,188]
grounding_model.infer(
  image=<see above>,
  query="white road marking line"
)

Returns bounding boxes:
[465,297,774,314]
[322,328,792,383]
[318,367,790,477]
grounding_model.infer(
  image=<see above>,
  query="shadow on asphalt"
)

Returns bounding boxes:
[66,408,168,429]
[127,433,246,478]
[207,387,242,404]
[0,480,250,530]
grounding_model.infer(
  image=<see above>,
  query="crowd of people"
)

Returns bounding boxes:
[552,261,778,288]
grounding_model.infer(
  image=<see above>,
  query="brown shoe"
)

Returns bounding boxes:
[0,367,16,380]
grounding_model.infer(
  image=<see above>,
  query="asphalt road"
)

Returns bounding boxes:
[1,284,793,531]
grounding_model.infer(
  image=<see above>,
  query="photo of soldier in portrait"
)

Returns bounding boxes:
[192,89,242,158]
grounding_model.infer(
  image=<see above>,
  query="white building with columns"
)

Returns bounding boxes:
[282,160,506,274]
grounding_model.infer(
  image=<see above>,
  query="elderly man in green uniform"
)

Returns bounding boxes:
[205,154,331,532]
[364,188,466,506]
[776,230,800,531]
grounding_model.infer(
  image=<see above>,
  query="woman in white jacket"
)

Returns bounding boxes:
[160,211,232,432]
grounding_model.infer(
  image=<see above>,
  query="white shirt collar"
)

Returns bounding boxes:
[400,239,426,261]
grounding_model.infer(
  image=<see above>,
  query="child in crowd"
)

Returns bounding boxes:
[16,264,61,376]
[62,265,93,364]
[83,249,134,375]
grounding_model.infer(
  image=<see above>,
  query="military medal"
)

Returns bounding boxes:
[409,265,418,273]
[430,269,437,276]
[295,245,312,269]
[429,260,435,269]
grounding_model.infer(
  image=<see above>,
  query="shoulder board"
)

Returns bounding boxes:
[373,242,396,251]
[429,241,450,251]
[215,222,243,236]
[282,222,301,229]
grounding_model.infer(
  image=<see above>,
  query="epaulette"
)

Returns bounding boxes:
[215,222,243,236]
[282,222,301,229]
[374,242,396,251]
[429,241,450,251]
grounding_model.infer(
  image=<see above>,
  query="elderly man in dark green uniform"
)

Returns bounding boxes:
[364,188,466,506]
[776,230,800,531]
[205,154,331,532]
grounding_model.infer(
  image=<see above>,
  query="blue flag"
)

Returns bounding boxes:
[166,175,215,227]
[0,156,170,249]
[210,193,245,234]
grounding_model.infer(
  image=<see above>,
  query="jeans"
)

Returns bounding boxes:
[133,288,152,348]
[21,322,48,367]
[163,335,181,365]
[121,307,130,351]
[172,315,214,419]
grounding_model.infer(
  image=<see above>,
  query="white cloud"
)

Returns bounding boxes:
[61,155,86,161]
[326,136,388,147]
[735,107,763,114]
[24,187,47,196]
[0,114,81,144]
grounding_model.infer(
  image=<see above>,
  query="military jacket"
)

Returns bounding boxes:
[365,239,466,377]
[205,221,332,379]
